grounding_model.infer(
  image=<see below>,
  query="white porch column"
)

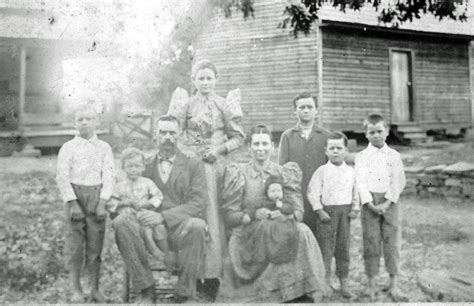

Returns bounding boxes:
[18,45,26,132]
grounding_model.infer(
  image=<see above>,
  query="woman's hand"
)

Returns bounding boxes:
[255,208,271,220]
[202,145,226,163]
[242,214,251,225]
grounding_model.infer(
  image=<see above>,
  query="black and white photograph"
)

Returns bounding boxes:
[0,0,473,303]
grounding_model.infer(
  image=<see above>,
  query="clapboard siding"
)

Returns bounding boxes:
[194,1,472,133]
[471,42,474,126]
[322,27,471,132]
[193,0,318,132]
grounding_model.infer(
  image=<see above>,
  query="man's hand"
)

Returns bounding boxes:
[316,209,331,223]
[255,208,271,220]
[242,214,251,225]
[137,210,164,227]
[69,200,85,221]
[179,221,198,239]
[95,199,107,221]
[348,210,359,219]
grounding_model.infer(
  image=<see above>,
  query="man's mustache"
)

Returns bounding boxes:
[162,140,174,146]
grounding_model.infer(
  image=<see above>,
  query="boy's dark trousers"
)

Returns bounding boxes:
[314,204,352,279]
[361,192,400,277]
[64,184,105,277]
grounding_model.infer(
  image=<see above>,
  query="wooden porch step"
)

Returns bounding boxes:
[403,132,428,139]
[390,122,428,143]
[391,122,424,133]
[397,126,424,133]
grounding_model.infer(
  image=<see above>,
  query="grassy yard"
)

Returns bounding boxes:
[0,155,473,303]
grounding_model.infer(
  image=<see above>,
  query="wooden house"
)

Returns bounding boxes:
[193,0,474,141]
[0,0,115,151]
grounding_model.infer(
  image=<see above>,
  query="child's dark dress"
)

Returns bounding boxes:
[238,174,299,280]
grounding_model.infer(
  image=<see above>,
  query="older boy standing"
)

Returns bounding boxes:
[56,103,115,303]
[278,92,330,231]
[355,113,407,302]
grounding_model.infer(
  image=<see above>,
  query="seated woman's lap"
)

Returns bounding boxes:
[217,222,327,303]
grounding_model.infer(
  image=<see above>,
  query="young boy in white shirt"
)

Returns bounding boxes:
[355,113,407,302]
[307,131,359,299]
[56,103,115,303]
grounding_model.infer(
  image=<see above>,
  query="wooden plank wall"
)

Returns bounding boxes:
[193,0,318,132]
[470,41,474,127]
[322,27,471,132]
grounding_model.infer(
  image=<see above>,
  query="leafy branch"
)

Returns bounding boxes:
[216,0,469,37]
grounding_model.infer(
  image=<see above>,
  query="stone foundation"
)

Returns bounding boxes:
[404,162,474,200]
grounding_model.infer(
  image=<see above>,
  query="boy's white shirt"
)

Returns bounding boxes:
[56,134,115,203]
[354,143,406,205]
[307,161,360,211]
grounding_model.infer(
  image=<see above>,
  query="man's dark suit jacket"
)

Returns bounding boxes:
[143,150,207,230]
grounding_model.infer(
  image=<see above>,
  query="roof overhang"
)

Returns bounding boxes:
[320,20,474,42]
[0,36,117,59]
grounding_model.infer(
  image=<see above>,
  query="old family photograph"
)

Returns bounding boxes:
[1,0,474,304]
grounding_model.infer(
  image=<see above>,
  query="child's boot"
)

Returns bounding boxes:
[363,277,377,301]
[70,290,85,303]
[89,264,108,303]
[90,290,107,303]
[69,265,85,303]
[388,275,408,302]
[325,273,334,291]
[339,277,354,299]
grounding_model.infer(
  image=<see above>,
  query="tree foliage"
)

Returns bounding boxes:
[217,0,469,37]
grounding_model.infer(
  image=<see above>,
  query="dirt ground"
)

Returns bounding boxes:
[0,140,473,303]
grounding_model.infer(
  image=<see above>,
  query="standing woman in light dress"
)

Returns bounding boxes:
[167,60,245,296]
